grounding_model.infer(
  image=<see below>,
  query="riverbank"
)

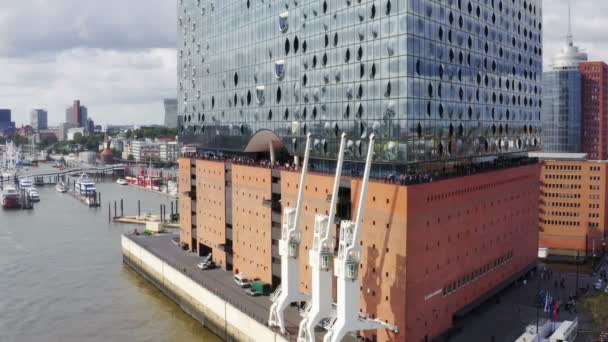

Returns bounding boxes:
[122,234,296,342]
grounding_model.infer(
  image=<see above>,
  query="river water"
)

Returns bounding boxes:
[0,167,218,342]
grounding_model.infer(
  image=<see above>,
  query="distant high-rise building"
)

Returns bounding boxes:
[80,106,88,129]
[86,118,95,134]
[65,100,88,128]
[580,62,608,160]
[164,99,178,128]
[541,6,587,153]
[0,109,16,136]
[30,109,48,131]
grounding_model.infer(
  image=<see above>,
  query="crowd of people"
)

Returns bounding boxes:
[182,151,537,187]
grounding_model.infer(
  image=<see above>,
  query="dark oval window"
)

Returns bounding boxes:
[247,90,252,105]
[333,33,338,47]
[293,36,299,52]
[285,38,290,55]
[276,87,282,103]
[234,73,239,87]
[370,64,376,78]
[371,4,376,19]
[386,0,392,15]
[322,53,328,66]
[345,49,351,63]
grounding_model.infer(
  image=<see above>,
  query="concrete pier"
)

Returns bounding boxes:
[121,234,291,342]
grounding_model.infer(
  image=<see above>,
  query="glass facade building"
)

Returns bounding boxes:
[30,109,48,131]
[177,0,543,164]
[164,99,179,128]
[541,69,581,153]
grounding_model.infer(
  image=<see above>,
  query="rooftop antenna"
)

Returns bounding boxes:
[566,0,574,46]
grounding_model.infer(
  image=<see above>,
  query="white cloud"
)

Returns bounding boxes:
[1,0,608,126]
[0,48,176,126]
[0,0,177,126]
[543,0,608,66]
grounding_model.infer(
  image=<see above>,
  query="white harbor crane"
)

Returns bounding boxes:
[268,133,312,334]
[297,133,347,342]
[323,134,399,342]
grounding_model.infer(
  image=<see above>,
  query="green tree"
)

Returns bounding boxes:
[580,293,608,329]
[127,154,135,161]
[73,132,83,144]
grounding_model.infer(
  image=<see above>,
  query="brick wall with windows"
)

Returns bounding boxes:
[539,160,608,257]
[232,165,273,284]
[195,160,227,268]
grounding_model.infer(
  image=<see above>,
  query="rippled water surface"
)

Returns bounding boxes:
[0,167,218,342]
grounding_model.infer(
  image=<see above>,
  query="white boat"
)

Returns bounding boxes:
[116,179,128,186]
[167,181,178,196]
[75,173,96,196]
[19,178,33,189]
[55,182,67,193]
[27,188,40,202]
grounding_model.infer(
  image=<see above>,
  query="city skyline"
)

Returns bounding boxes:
[0,0,607,127]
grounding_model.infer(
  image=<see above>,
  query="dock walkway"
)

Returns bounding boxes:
[128,234,354,341]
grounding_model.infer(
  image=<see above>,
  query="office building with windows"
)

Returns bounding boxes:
[65,100,89,129]
[581,62,608,160]
[535,153,608,259]
[541,7,586,154]
[30,109,49,131]
[177,0,543,341]
[0,109,15,136]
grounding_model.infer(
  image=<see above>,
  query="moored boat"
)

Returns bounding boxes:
[27,188,40,202]
[75,173,96,196]
[1,185,21,209]
[55,182,67,193]
[19,178,33,189]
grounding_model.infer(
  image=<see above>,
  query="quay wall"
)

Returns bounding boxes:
[121,235,287,342]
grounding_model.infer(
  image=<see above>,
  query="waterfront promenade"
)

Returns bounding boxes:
[127,233,304,340]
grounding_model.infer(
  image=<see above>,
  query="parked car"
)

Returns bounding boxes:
[197,260,216,270]
[250,281,272,296]
[594,279,604,290]
[233,274,251,288]
[245,288,261,297]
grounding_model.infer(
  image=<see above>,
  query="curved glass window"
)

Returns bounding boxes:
[279,12,289,33]
[256,86,265,104]
[275,60,285,79]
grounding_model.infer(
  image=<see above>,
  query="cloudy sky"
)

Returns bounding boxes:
[0,0,606,126]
